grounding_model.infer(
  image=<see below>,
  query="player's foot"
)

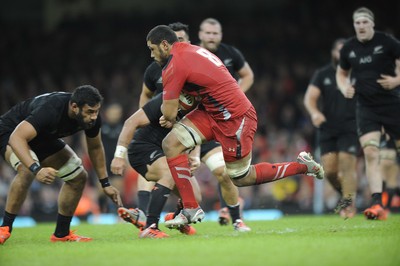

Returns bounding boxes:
[139,223,169,239]
[164,212,196,235]
[233,219,251,232]
[50,230,92,242]
[218,207,230,226]
[297,151,324,179]
[165,207,205,229]
[118,207,146,229]
[0,226,11,245]
[335,196,356,219]
[364,204,388,220]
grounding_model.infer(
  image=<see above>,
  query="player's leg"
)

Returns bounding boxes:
[0,144,36,244]
[380,136,399,211]
[40,144,92,242]
[137,175,155,214]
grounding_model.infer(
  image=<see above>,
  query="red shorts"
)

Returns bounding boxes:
[185,106,257,162]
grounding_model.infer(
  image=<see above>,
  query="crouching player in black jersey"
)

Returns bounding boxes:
[0,85,122,244]
[337,7,400,220]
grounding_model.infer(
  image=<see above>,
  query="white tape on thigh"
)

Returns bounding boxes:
[171,122,202,148]
[57,155,84,181]
[225,157,251,179]
[204,151,225,172]
[9,150,39,171]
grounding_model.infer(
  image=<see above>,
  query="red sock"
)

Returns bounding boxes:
[167,154,199,208]
[254,162,307,185]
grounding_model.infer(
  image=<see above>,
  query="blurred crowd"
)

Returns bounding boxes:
[0,2,399,221]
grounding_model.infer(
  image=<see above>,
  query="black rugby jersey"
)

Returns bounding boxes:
[310,64,356,129]
[339,31,400,107]
[132,94,170,146]
[212,43,246,81]
[143,61,163,95]
[0,92,101,142]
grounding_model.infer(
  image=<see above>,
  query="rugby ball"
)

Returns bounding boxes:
[179,92,195,111]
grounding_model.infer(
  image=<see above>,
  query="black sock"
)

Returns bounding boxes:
[137,190,151,215]
[371,193,382,206]
[146,183,171,228]
[227,204,241,223]
[54,213,72,238]
[1,211,17,232]
[173,199,183,217]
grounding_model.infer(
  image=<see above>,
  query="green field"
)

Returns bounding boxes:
[1,214,399,266]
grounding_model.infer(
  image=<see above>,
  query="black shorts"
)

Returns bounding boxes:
[200,140,221,158]
[356,104,400,140]
[127,140,164,177]
[318,127,360,156]
[0,132,65,161]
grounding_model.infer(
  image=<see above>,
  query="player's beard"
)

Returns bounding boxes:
[76,110,95,130]
[157,49,169,67]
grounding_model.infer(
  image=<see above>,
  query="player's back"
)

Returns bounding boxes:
[165,42,252,120]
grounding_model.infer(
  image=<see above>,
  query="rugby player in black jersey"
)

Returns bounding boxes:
[114,22,250,238]
[304,39,359,218]
[336,7,400,220]
[0,85,122,244]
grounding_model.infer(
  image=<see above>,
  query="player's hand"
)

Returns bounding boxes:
[188,155,201,173]
[159,115,174,128]
[35,167,58,184]
[311,112,327,128]
[111,157,126,176]
[342,86,355,98]
[377,74,399,90]
[103,186,123,207]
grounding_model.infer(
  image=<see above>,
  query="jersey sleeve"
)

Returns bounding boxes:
[230,46,246,71]
[162,56,188,100]
[387,33,400,59]
[143,63,160,92]
[309,69,323,89]
[25,105,58,134]
[339,43,351,71]
[142,93,163,124]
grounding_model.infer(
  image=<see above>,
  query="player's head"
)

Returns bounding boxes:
[352,7,375,42]
[198,18,222,52]
[146,25,178,66]
[70,85,103,129]
[168,22,190,43]
[331,38,345,65]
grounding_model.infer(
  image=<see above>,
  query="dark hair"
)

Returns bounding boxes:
[332,38,346,50]
[146,25,178,45]
[70,85,103,107]
[168,22,189,35]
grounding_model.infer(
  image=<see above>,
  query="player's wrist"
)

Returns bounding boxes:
[29,162,42,176]
[114,145,127,159]
[99,177,111,188]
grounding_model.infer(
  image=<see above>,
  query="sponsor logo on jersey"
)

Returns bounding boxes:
[359,56,372,64]
[349,51,356,58]
[150,150,161,160]
[323,78,332,86]
[157,77,162,84]
[373,46,383,54]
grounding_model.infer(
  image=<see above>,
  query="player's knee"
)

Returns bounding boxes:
[170,122,202,150]
[58,155,85,182]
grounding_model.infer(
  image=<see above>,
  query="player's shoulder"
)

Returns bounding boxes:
[219,42,242,54]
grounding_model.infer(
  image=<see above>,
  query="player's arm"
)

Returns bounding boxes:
[336,66,355,98]
[86,132,122,206]
[111,108,151,175]
[377,59,400,90]
[303,84,326,128]
[139,83,154,107]
[237,62,254,93]
[8,121,58,184]
[161,98,179,125]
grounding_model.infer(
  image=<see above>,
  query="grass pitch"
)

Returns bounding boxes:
[0,214,399,266]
